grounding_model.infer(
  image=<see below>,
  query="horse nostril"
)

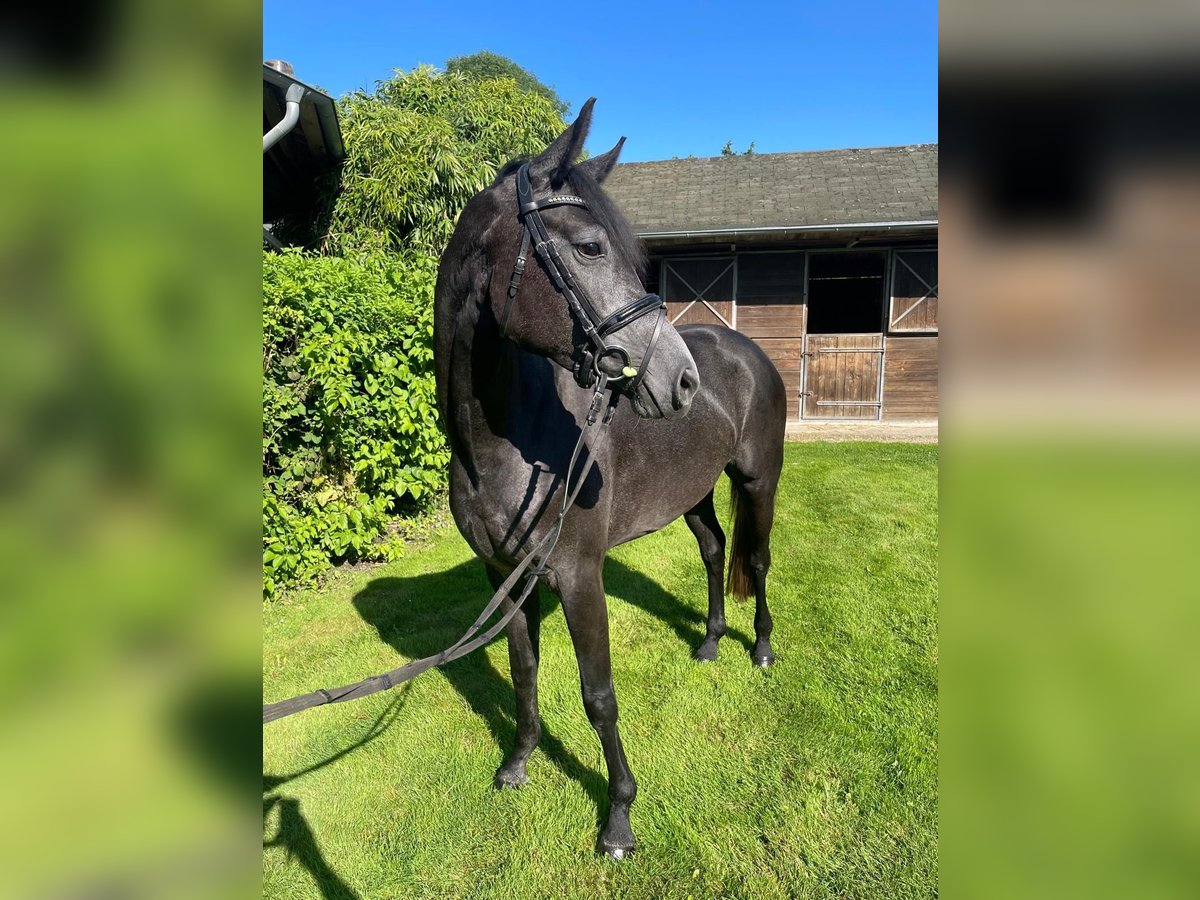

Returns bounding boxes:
[674,366,700,409]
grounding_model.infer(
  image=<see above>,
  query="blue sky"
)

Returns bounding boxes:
[264,0,937,162]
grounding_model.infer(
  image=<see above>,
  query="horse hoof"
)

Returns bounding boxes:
[752,653,775,668]
[694,644,718,663]
[598,822,636,859]
[600,842,634,860]
[493,768,529,790]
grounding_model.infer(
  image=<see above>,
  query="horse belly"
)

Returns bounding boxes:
[608,423,730,546]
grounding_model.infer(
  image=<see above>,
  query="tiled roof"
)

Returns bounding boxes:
[604,144,938,234]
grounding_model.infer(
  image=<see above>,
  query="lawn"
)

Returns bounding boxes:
[263,442,938,899]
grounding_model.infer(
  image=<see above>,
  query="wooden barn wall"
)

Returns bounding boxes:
[662,258,735,328]
[734,254,805,419]
[889,250,939,333]
[890,294,939,332]
[881,336,938,420]
[649,246,939,422]
[670,300,734,328]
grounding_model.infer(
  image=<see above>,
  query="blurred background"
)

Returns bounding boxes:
[942,1,1200,897]
[1,0,1198,896]
[0,0,260,896]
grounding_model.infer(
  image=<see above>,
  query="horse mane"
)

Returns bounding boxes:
[493,158,647,279]
[494,159,526,182]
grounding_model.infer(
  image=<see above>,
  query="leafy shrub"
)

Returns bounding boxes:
[262,249,448,596]
[277,66,566,256]
[262,63,566,596]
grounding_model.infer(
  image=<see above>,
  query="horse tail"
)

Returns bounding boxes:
[726,480,755,602]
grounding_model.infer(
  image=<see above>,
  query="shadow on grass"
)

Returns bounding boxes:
[263,693,409,900]
[350,555,754,827]
[601,555,755,658]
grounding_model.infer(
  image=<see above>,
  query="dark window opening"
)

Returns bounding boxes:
[805,252,886,334]
[738,253,805,303]
[643,259,660,296]
[663,257,734,303]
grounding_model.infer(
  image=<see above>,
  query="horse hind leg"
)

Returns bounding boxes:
[684,491,727,662]
[727,472,778,667]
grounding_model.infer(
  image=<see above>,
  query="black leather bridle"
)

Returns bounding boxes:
[500,162,667,393]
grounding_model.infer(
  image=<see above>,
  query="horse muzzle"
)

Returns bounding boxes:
[627,337,700,420]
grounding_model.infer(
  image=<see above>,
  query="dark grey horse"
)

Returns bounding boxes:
[434,99,786,857]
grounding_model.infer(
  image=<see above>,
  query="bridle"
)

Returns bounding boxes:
[500,162,667,393]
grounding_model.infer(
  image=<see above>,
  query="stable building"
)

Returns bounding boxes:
[263,60,344,248]
[605,145,938,422]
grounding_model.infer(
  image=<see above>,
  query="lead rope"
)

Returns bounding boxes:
[263,379,615,724]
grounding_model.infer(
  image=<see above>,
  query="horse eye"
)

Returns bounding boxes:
[576,241,603,259]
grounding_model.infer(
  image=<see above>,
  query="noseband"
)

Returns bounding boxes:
[500,163,667,392]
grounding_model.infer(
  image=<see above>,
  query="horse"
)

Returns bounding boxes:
[434,98,786,857]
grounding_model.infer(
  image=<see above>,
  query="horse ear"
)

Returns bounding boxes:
[528,97,596,186]
[575,136,625,184]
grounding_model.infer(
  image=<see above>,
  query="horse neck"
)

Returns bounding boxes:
[442,294,525,454]
[434,218,573,475]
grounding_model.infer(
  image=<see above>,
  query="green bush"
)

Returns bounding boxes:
[279,66,566,256]
[262,249,448,597]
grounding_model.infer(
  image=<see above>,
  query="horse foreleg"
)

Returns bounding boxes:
[488,566,542,788]
[557,561,638,858]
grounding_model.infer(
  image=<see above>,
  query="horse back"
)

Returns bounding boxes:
[603,324,785,546]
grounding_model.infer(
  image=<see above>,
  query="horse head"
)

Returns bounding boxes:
[482,99,699,419]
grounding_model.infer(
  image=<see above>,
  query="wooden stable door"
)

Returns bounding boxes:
[801,334,884,419]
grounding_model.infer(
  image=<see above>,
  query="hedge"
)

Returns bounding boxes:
[262,249,448,597]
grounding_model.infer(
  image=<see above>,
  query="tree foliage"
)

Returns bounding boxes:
[264,64,567,595]
[317,66,567,257]
[446,50,570,117]
[721,140,756,156]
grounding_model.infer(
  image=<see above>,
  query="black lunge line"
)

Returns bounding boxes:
[263,381,616,725]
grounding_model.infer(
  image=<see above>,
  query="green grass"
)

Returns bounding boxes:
[264,442,938,899]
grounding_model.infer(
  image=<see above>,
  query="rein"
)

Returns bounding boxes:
[263,381,616,723]
[264,163,657,724]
